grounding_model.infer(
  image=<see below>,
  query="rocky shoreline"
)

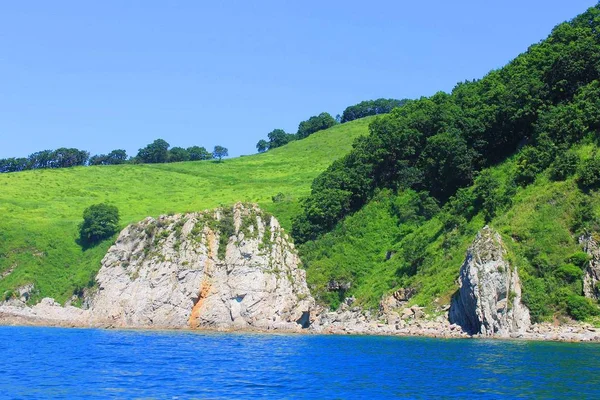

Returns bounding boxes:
[2,298,600,343]
[3,204,600,344]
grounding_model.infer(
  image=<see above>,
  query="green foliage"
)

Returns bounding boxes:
[137,139,170,164]
[515,135,556,186]
[168,147,191,163]
[577,155,600,189]
[256,140,269,153]
[79,204,120,245]
[571,195,599,234]
[567,251,591,268]
[566,295,599,320]
[341,98,408,123]
[549,150,579,181]
[293,5,600,243]
[297,112,337,139]
[217,208,235,259]
[89,149,128,166]
[555,264,582,283]
[187,146,212,161]
[212,146,228,161]
[473,171,503,223]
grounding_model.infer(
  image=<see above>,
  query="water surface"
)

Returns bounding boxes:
[0,327,598,399]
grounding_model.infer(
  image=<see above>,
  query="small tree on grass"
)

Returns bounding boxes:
[79,203,120,245]
[212,145,228,162]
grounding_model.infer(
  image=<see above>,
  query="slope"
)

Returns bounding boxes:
[0,117,373,303]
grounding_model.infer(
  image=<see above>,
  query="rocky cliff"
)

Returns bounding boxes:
[581,234,600,300]
[0,203,314,330]
[449,226,531,336]
[85,203,314,330]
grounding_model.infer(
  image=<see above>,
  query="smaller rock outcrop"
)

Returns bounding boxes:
[581,234,600,300]
[449,226,530,336]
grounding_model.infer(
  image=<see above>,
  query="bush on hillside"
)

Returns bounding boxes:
[79,204,120,245]
[566,295,599,320]
[549,150,579,181]
[555,264,583,283]
[577,156,600,189]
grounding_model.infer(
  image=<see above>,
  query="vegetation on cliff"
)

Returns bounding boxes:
[296,5,600,322]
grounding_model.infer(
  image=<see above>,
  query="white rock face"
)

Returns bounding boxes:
[581,235,600,300]
[87,203,314,330]
[449,226,531,337]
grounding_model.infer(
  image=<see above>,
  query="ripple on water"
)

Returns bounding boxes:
[1,327,600,399]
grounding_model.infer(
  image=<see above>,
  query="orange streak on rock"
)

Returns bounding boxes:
[189,279,212,328]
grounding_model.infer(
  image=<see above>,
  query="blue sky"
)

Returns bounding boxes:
[0,1,597,159]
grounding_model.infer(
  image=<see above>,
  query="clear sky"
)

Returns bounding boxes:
[0,1,597,159]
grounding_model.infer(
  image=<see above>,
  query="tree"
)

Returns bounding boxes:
[212,145,228,161]
[187,146,212,161]
[52,148,90,168]
[168,147,190,162]
[0,158,28,173]
[137,139,170,164]
[79,203,120,245]
[27,150,54,169]
[267,129,295,149]
[106,149,128,164]
[256,140,269,153]
[89,149,128,166]
[341,98,408,123]
[297,112,337,139]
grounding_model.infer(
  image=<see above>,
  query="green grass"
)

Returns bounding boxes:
[0,117,373,303]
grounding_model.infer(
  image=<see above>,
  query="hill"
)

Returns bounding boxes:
[295,4,600,323]
[0,117,373,303]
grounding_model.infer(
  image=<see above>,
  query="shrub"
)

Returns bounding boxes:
[549,151,579,181]
[577,156,600,189]
[566,295,599,320]
[572,196,599,234]
[272,192,286,203]
[555,264,582,283]
[79,204,120,245]
[567,252,591,268]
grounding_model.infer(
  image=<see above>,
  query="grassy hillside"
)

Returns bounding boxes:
[295,5,600,322]
[300,141,600,322]
[0,117,373,303]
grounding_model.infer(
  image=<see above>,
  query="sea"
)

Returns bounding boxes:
[0,326,599,399]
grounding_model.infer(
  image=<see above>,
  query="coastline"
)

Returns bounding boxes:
[2,311,599,344]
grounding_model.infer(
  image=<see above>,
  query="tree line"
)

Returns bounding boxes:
[291,5,600,243]
[0,140,229,173]
[256,98,408,153]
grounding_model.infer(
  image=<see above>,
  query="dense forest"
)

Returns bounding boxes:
[293,5,600,322]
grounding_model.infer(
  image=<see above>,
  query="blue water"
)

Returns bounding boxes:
[1,327,599,399]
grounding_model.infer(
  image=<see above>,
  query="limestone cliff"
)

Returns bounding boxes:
[86,203,314,330]
[581,234,600,300]
[449,226,530,336]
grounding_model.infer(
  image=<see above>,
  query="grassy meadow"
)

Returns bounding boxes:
[0,117,373,303]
